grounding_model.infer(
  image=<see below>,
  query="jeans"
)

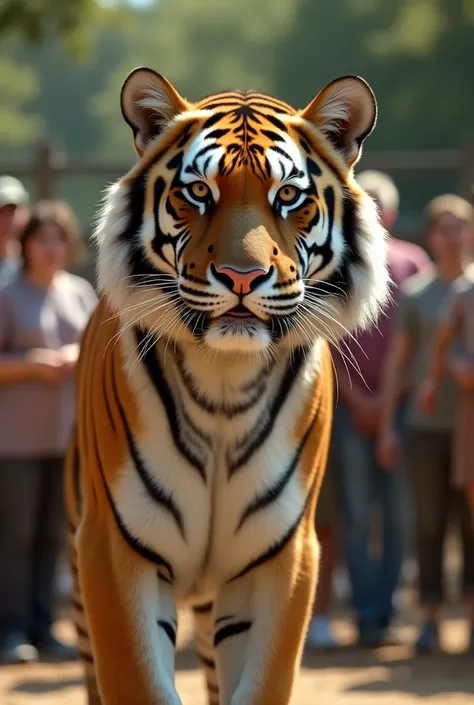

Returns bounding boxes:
[333,403,411,626]
[0,457,65,642]
[406,428,474,604]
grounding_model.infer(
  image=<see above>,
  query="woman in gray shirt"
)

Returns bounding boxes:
[0,201,97,664]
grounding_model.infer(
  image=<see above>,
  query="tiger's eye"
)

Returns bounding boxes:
[189,181,211,200]
[277,185,300,205]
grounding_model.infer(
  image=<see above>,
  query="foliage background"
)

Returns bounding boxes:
[1,0,473,234]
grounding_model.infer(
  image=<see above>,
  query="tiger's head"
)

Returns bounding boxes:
[95,67,389,355]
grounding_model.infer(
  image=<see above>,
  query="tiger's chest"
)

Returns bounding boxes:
[111,341,321,597]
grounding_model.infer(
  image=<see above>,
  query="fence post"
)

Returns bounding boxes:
[34,140,64,200]
[459,143,474,202]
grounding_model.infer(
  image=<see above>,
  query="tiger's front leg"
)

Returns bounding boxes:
[214,511,319,705]
[77,508,181,705]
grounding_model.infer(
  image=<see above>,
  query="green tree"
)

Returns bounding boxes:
[271,0,474,150]
[0,0,103,57]
[0,51,42,150]
[92,0,296,156]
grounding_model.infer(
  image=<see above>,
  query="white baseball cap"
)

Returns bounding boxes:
[0,176,29,208]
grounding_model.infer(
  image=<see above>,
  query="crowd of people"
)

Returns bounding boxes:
[0,170,472,666]
[0,177,97,664]
[308,171,474,656]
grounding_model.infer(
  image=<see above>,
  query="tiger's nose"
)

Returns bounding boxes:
[215,266,268,294]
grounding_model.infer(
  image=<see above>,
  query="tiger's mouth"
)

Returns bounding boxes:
[224,304,256,319]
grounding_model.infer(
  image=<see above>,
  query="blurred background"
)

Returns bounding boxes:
[1,1,474,703]
[1,0,474,265]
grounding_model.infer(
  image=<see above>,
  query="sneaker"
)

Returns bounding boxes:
[306,616,337,649]
[0,631,38,664]
[357,621,384,648]
[32,633,77,660]
[415,620,439,655]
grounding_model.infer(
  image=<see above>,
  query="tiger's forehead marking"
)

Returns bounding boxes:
[195,90,297,115]
[178,92,311,191]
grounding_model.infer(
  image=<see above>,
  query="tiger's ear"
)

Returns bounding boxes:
[120,67,190,155]
[300,75,377,167]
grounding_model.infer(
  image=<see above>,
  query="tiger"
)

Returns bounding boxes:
[64,66,389,705]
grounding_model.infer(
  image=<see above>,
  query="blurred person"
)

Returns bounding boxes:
[0,201,97,664]
[378,194,474,654]
[0,176,29,285]
[333,171,431,647]
[420,257,474,503]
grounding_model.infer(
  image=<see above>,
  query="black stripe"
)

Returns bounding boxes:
[158,620,177,647]
[240,360,274,393]
[214,620,252,647]
[71,598,84,614]
[117,172,146,247]
[79,650,94,664]
[179,285,220,298]
[261,129,285,142]
[110,356,186,540]
[75,623,89,639]
[268,145,293,162]
[197,652,216,670]
[180,298,220,310]
[157,570,172,584]
[202,112,227,129]
[228,348,306,475]
[193,601,213,614]
[229,476,317,582]
[251,105,292,122]
[175,347,264,419]
[176,234,190,263]
[92,423,174,580]
[181,269,209,286]
[179,401,212,447]
[263,291,301,301]
[236,414,317,532]
[261,303,299,313]
[103,360,116,432]
[134,328,207,482]
[207,683,219,695]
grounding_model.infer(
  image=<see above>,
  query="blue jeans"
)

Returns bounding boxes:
[333,403,412,626]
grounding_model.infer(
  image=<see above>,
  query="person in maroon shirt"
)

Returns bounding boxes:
[332,171,431,647]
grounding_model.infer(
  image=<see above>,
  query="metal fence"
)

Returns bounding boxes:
[2,139,474,251]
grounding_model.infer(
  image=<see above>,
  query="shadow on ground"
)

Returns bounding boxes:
[303,646,474,697]
[9,675,83,694]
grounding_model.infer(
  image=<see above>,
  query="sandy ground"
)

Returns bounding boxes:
[1,606,474,705]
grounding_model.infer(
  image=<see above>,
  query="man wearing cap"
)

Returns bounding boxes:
[0,177,29,286]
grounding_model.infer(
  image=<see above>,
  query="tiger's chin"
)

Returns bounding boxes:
[204,318,272,354]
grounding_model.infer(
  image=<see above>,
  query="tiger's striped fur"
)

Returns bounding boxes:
[65,68,389,704]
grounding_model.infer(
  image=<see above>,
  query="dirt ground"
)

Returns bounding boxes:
[1,606,474,705]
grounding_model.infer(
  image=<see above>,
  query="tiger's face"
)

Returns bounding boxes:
[96,68,389,355]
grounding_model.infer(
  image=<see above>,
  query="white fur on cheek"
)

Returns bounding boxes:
[300,191,390,344]
[346,192,391,331]
[94,180,134,312]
